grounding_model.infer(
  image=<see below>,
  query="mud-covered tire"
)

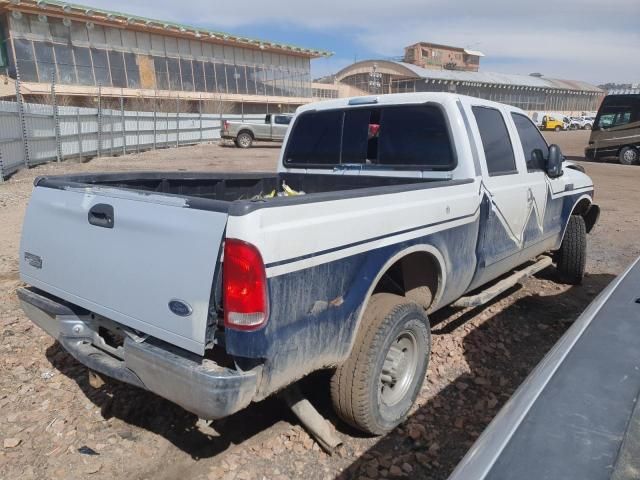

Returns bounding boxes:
[330,293,431,435]
[235,132,253,148]
[556,215,587,284]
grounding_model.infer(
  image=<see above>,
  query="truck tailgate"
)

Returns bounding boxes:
[19,185,227,355]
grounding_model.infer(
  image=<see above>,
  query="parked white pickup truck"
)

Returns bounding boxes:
[19,93,599,436]
[221,113,293,148]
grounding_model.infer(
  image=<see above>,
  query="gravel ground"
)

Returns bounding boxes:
[1,131,639,480]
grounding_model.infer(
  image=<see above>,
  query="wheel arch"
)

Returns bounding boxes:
[344,244,446,359]
[558,194,597,248]
[237,129,255,139]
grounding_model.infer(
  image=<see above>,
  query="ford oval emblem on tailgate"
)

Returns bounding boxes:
[168,300,192,317]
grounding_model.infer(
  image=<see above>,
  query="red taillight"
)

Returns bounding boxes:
[223,239,269,331]
[223,120,229,131]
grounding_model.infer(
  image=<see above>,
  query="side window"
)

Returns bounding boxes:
[511,113,548,172]
[472,107,517,176]
[598,111,632,129]
[274,115,292,125]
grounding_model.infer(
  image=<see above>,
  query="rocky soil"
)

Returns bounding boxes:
[1,132,639,479]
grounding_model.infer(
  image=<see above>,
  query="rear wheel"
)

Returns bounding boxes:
[619,146,639,166]
[555,215,587,285]
[330,293,431,435]
[235,132,253,148]
[584,123,592,130]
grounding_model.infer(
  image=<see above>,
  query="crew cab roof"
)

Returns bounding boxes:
[296,92,528,116]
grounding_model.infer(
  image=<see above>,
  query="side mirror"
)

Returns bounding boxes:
[547,144,564,178]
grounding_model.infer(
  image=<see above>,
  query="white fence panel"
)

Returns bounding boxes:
[0,100,276,182]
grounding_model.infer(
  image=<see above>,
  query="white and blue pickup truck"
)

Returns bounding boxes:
[18,93,599,435]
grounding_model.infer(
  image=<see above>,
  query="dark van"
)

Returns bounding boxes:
[585,94,640,164]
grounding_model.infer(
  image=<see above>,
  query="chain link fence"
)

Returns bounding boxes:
[0,75,271,182]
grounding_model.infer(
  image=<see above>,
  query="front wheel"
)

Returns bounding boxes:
[555,126,561,132]
[555,215,587,285]
[330,293,431,435]
[619,146,639,166]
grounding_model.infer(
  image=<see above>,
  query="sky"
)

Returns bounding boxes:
[80,0,639,85]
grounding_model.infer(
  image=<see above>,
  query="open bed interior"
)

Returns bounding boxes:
[60,172,436,202]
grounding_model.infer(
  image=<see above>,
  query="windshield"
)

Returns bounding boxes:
[594,95,640,130]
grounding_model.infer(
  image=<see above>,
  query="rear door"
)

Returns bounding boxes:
[19,185,227,354]
[468,105,529,281]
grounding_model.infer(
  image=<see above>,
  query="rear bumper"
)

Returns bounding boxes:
[18,287,260,419]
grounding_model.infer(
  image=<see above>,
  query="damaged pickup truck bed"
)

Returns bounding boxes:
[19,93,600,435]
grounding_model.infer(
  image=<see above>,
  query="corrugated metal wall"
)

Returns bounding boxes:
[0,100,265,181]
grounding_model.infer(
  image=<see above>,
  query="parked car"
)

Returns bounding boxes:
[221,113,293,148]
[585,94,640,165]
[569,116,593,130]
[541,114,568,131]
[583,116,595,129]
[449,256,640,480]
[568,116,594,130]
[18,93,599,436]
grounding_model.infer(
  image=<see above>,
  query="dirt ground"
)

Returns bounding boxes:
[1,130,639,480]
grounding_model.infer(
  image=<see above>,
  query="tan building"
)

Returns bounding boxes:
[0,0,331,112]
[332,60,604,114]
[403,42,483,72]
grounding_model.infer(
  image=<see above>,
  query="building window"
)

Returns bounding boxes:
[13,38,38,82]
[153,56,169,90]
[108,50,127,88]
[192,60,205,92]
[214,62,227,93]
[33,41,55,81]
[54,44,76,84]
[204,61,216,93]
[180,58,193,91]
[90,48,111,86]
[73,46,94,86]
[124,52,140,89]
[167,57,181,90]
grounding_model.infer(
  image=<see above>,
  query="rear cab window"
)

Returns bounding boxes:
[284,104,456,170]
[471,106,517,176]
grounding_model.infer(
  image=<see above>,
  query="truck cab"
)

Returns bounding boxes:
[541,114,567,131]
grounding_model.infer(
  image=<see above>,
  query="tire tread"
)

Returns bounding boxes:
[557,215,587,284]
[330,294,429,434]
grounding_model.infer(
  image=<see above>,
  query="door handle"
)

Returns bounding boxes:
[88,204,114,229]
